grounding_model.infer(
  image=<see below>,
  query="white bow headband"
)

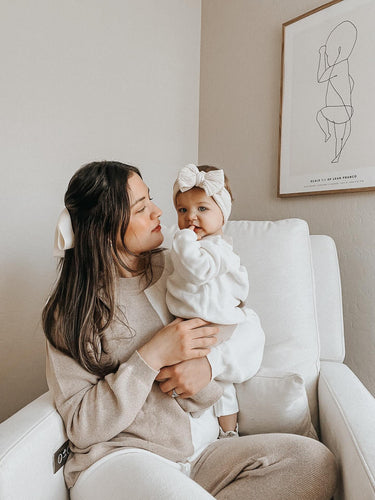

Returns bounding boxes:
[53,208,74,257]
[173,164,232,222]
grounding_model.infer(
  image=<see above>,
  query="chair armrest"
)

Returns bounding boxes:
[319,361,375,500]
[0,392,69,500]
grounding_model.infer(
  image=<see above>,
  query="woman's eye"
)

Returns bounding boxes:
[136,206,146,213]
[198,206,207,212]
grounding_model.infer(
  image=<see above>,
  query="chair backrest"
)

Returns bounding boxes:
[224,219,321,426]
[0,392,68,500]
[310,235,345,363]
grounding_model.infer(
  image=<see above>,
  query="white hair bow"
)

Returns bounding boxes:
[176,164,225,197]
[53,208,75,257]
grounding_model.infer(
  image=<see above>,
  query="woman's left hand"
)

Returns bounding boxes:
[156,357,212,398]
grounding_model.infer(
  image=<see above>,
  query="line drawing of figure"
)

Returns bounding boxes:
[316,20,357,163]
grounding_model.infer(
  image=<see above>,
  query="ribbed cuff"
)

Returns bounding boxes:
[135,350,160,375]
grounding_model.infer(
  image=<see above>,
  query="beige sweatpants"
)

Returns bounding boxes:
[71,434,337,499]
[191,433,337,500]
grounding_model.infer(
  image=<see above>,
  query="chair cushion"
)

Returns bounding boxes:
[236,368,317,438]
[224,219,320,427]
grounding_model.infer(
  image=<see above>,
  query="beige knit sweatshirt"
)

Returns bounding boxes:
[46,253,201,488]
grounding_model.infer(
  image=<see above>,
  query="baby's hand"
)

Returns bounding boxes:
[188,225,202,240]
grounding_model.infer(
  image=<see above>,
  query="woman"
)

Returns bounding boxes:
[43,161,337,499]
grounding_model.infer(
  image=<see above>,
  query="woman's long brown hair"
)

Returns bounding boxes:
[42,161,155,377]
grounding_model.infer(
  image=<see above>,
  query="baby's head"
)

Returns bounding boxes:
[173,164,233,239]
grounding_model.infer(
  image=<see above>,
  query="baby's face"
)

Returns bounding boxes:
[175,187,223,239]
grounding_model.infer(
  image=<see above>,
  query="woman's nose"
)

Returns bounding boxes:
[151,202,162,219]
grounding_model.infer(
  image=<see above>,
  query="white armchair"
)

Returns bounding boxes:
[1,219,374,500]
[311,235,375,500]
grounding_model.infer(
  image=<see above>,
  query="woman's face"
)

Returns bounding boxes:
[119,174,163,256]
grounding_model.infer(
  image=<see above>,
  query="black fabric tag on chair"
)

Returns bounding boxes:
[53,440,71,473]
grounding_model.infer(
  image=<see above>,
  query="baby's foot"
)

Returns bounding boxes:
[219,424,239,439]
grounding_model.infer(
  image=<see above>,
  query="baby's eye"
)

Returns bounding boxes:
[198,206,207,212]
[178,208,187,213]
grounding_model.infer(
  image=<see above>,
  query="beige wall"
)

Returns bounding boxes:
[2,0,374,424]
[199,0,375,395]
[0,0,201,422]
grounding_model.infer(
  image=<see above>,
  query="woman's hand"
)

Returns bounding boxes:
[156,357,212,398]
[137,318,218,372]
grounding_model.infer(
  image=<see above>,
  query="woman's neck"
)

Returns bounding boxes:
[117,253,145,278]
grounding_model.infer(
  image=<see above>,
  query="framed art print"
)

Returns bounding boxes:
[278,0,375,197]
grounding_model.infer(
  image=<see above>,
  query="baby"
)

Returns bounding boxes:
[166,164,251,437]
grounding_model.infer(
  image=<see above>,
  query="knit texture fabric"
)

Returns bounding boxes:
[46,253,194,488]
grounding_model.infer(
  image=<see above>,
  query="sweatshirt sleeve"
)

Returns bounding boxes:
[171,229,236,284]
[46,341,158,449]
[206,308,265,383]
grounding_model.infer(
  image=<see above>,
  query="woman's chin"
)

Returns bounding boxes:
[155,232,164,247]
